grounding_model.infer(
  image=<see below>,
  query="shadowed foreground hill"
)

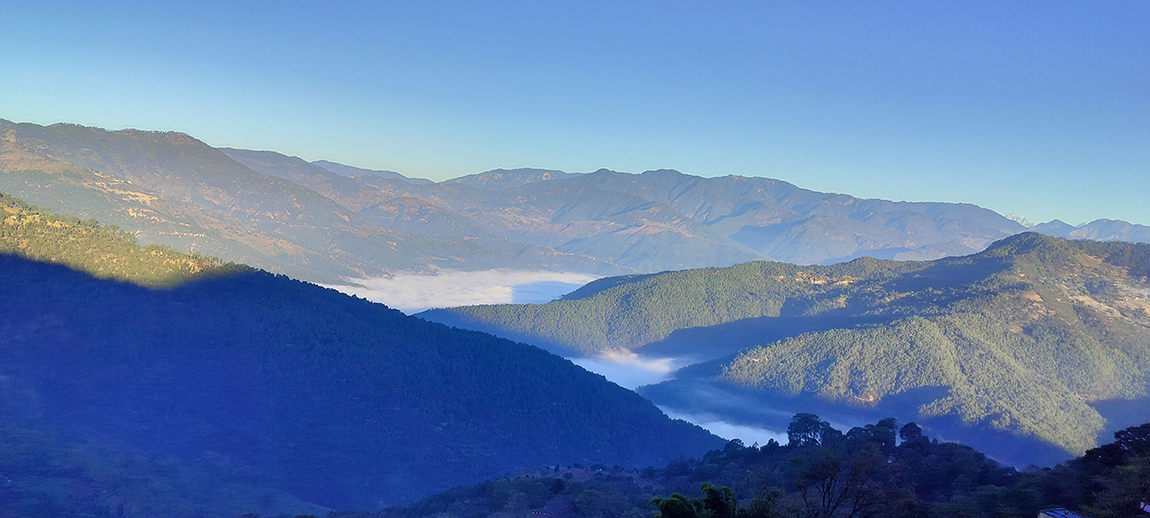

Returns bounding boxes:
[0,198,721,514]
[423,233,1150,463]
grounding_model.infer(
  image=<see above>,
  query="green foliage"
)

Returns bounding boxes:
[424,257,919,353]
[651,492,706,518]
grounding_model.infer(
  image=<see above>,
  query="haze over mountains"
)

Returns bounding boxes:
[1032,218,1150,244]
[7,118,1145,289]
[222,150,1030,273]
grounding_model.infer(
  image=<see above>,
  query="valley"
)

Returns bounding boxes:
[2,120,1148,517]
[7,4,1149,517]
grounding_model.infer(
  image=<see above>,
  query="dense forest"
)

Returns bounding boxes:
[338,414,1150,518]
[422,258,924,354]
[424,234,1150,462]
[0,424,327,518]
[0,196,721,516]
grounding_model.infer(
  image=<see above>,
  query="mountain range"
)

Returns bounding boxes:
[5,116,1150,466]
[1033,218,1150,244]
[421,233,1150,466]
[4,117,1150,517]
[221,151,1031,272]
[14,118,1147,286]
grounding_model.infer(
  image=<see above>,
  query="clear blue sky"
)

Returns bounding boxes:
[2,1,1147,225]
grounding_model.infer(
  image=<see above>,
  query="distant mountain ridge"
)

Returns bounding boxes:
[444,167,579,190]
[0,119,622,282]
[5,117,1145,281]
[312,159,433,184]
[217,154,1035,272]
[0,118,1067,281]
[421,233,1150,465]
[1034,218,1150,244]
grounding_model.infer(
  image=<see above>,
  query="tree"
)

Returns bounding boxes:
[651,493,703,518]
[791,445,888,518]
[738,489,779,518]
[701,482,738,518]
[651,483,740,518]
[898,422,922,442]
[788,414,834,448]
[1113,423,1150,455]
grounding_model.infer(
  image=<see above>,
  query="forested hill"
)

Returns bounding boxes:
[0,202,721,515]
[421,256,922,355]
[422,233,1150,356]
[421,233,1150,462]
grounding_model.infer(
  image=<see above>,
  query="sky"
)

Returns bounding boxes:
[2,1,1147,225]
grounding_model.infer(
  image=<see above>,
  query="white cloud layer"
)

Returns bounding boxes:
[660,407,789,447]
[570,351,680,390]
[325,269,599,313]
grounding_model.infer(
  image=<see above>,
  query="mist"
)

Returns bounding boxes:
[659,407,789,447]
[325,269,599,313]
[569,351,687,390]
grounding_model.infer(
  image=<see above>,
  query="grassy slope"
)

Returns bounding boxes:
[0,191,242,286]
[0,125,361,283]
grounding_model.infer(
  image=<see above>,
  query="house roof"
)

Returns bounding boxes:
[1039,508,1092,518]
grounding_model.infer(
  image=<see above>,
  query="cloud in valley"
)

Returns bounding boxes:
[570,350,682,390]
[325,269,599,313]
[659,407,789,447]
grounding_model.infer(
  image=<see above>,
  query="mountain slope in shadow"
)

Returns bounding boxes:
[0,194,721,510]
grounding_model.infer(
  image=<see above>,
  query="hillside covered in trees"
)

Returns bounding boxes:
[0,196,721,516]
[360,414,1150,518]
[422,234,1150,463]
